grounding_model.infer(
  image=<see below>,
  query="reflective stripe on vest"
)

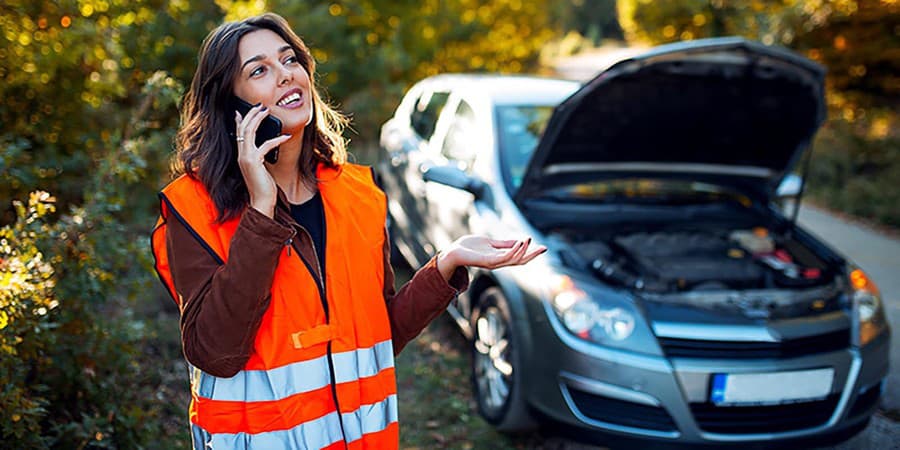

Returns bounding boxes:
[193,339,394,402]
[190,395,398,450]
[341,394,399,443]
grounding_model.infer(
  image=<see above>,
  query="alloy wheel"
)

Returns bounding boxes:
[473,305,514,416]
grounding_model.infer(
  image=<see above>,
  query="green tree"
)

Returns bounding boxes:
[0,0,223,223]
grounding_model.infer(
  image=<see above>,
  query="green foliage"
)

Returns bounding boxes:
[0,0,223,222]
[0,192,57,448]
[0,73,187,448]
[807,98,900,227]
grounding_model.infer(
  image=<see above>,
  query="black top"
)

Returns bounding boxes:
[289,191,326,272]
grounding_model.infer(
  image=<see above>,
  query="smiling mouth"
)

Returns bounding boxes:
[276,91,302,107]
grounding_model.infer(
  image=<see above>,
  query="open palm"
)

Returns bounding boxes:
[444,235,545,270]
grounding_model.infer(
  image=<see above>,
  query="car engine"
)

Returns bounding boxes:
[560,227,832,294]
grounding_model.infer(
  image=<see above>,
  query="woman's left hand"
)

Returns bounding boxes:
[435,235,546,281]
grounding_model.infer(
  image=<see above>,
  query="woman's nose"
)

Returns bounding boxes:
[279,65,293,85]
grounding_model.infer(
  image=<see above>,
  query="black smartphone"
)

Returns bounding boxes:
[229,95,283,164]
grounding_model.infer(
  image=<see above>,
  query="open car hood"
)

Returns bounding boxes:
[515,37,826,205]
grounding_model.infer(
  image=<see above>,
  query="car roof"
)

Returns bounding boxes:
[416,73,580,106]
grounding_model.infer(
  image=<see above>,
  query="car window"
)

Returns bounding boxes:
[496,105,554,190]
[410,91,450,141]
[439,100,477,170]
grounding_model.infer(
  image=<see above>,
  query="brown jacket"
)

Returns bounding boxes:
[165,191,468,378]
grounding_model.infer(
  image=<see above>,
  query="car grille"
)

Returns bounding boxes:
[690,394,840,434]
[658,329,850,359]
[568,387,678,432]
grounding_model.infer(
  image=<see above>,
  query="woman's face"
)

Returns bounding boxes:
[233,29,313,134]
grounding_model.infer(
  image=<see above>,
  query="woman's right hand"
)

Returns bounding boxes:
[234,105,292,218]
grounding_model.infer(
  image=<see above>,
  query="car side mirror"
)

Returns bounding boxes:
[776,173,803,199]
[422,165,486,199]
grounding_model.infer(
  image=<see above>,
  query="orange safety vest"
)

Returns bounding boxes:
[151,164,398,449]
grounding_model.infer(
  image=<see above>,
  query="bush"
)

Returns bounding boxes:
[0,74,187,449]
[0,192,57,448]
[807,98,900,227]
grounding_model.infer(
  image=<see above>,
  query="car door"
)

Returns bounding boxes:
[422,97,483,253]
[380,84,450,266]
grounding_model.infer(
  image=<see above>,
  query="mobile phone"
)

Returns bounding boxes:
[229,95,283,164]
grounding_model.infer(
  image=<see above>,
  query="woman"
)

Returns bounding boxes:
[150,12,544,449]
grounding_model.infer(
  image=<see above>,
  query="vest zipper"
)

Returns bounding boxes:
[288,227,348,448]
[284,229,296,257]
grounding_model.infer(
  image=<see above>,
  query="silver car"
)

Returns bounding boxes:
[377,37,890,447]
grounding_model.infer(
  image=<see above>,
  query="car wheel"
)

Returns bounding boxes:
[471,287,535,432]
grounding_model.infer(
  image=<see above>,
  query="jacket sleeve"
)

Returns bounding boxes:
[382,226,469,355]
[166,206,295,377]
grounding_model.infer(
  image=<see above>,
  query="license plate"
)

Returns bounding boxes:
[710,368,834,406]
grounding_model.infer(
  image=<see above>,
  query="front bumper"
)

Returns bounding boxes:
[525,315,890,446]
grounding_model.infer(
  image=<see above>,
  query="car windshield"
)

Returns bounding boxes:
[542,179,752,205]
[496,105,554,191]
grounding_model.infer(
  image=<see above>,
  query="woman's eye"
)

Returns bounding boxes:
[285,55,298,64]
[250,66,264,77]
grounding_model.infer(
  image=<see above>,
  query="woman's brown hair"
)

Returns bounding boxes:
[174,13,348,221]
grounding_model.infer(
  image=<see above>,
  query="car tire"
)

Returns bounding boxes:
[470,287,536,432]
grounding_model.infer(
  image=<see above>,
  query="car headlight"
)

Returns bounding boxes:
[549,274,649,350]
[849,266,888,346]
